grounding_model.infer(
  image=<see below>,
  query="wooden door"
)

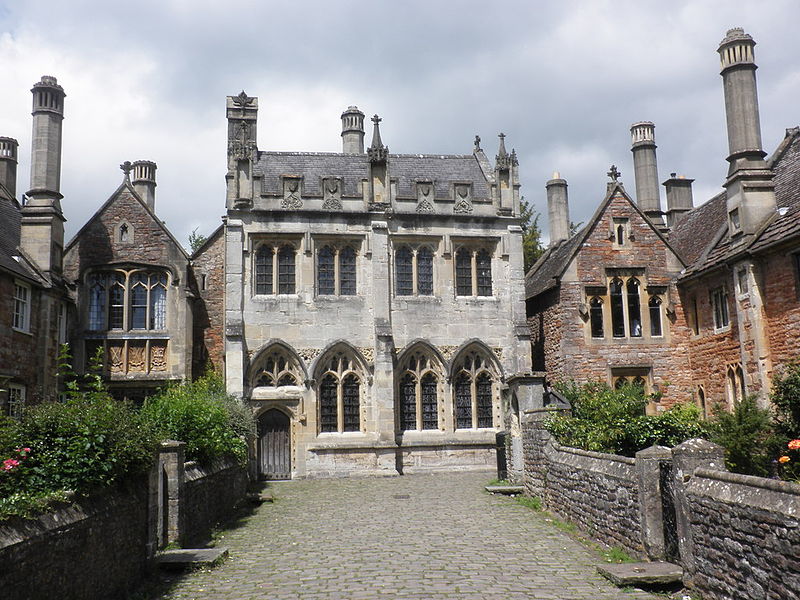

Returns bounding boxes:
[258,409,291,480]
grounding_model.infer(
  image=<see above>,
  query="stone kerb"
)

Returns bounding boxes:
[670,438,726,585]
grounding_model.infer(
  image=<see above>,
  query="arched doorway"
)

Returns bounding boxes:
[258,409,291,480]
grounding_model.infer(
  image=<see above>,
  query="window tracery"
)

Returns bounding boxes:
[252,346,304,388]
[452,348,497,429]
[316,350,363,433]
[397,347,443,431]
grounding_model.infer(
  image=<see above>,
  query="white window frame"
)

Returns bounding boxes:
[7,384,25,419]
[711,287,730,331]
[13,281,31,333]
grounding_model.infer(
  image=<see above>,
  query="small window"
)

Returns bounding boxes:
[13,281,31,332]
[7,384,25,419]
[255,246,274,295]
[57,301,68,345]
[417,247,433,296]
[613,217,629,246]
[318,246,336,295]
[455,246,493,297]
[711,287,730,330]
[737,268,748,295]
[277,245,296,294]
[610,278,625,337]
[729,208,740,232]
[395,245,434,296]
[590,297,604,338]
[649,297,662,337]
[396,246,414,296]
[690,297,700,335]
[627,278,642,337]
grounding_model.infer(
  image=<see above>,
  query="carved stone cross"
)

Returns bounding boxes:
[607,165,621,181]
[120,161,132,178]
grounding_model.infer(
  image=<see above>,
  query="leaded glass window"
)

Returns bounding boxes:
[109,274,125,329]
[342,374,360,432]
[590,297,604,338]
[255,246,273,295]
[455,373,472,429]
[627,278,642,337]
[88,275,105,330]
[476,249,492,296]
[476,373,493,428]
[417,247,433,296]
[278,245,295,294]
[421,373,438,430]
[130,274,148,329]
[318,246,335,295]
[400,373,417,431]
[610,278,625,337]
[455,248,472,296]
[319,374,338,433]
[86,270,168,333]
[339,247,356,295]
[396,246,413,296]
[649,297,662,337]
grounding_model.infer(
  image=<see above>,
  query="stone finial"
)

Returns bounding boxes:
[607,165,621,181]
[474,134,481,152]
[232,90,254,107]
[120,160,133,181]
[367,114,388,163]
[496,133,513,169]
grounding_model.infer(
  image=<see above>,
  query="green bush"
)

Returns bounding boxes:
[709,396,776,477]
[769,363,800,481]
[141,373,253,466]
[545,381,709,457]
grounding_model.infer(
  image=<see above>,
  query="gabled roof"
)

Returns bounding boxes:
[678,127,800,277]
[255,151,493,200]
[65,178,189,261]
[525,181,685,300]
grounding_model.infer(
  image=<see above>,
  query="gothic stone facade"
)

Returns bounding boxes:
[221,98,537,478]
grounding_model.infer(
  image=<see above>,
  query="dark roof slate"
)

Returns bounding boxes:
[0,197,40,282]
[255,152,491,199]
[668,190,727,266]
[524,234,582,298]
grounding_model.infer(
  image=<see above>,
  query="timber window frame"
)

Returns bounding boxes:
[317,243,357,296]
[12,281,31,333]
[254,242,298,296]
[6,383,25,419]
[87,269,168,332]
[587,274,664,341]
[454,246,493,297]
[394,243,435,297]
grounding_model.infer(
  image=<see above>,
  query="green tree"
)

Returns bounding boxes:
[188,227,207,254]
[520,197,545,272]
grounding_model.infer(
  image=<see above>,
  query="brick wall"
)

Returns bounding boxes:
[191,227,225,377]
[762,248,800,369]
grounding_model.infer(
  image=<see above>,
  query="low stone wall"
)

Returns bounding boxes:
[0,483,152,600]
[183,459,249,546]
[543,443,642,557]
[686,468,800,600]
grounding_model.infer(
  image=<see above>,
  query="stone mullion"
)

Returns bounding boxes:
[415,375,422,430]
[334,248,341,296]
[411,248,418,296]
[471,250,477,297]
[337,377,344,433]
[471,372,477,429]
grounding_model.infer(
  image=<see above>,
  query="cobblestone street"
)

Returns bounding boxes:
[149,472,659,600]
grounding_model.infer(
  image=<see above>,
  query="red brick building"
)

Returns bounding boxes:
[526,29,800,412]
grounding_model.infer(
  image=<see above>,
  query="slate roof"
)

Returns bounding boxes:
[668,191,727,267]
[0,195,40,283]
[255,152,492,199]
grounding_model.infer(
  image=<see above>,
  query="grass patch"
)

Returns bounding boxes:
[515,496,542,511]
[486,478,509,486]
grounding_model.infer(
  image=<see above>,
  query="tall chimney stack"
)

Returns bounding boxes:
[717,28,776,239]
[132,160,157,211]
[546,172,570,246]
[0,137,18,199]
[341,106,365,154]
[630,121,665,226]
[663,173,694,227]
[20,76,66,277]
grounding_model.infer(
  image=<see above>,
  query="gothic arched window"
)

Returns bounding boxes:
[397,347,442,431]
[627,278,642,337]
[610,278,625,337]
[590,297,604,338]
[315,348,363,433]
[452,348,497,429]
[253,346,303,388]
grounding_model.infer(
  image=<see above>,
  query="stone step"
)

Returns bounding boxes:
[597,561,683,587]
[485,485,524,495]
[247,491,274,504]
[157,548,229,570]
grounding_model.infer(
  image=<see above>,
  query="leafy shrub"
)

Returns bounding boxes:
[769,363,800,481]
[141,373,253,466]
[545,381,709,457]
[709,396,776,477]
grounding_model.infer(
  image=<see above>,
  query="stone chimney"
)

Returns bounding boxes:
[20,75,66,277]
[546,172,569,246]
[718,28,776,239]
[0,137,18,199]
[630,121,665,226]
[341,106,365,154]
[663,173,694,227]
[132,160,157,211]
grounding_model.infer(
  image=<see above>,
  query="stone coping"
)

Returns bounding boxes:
[689,467,800,517]
[184,458,241,482]
[693,466,800,494]
[552,442,636,465]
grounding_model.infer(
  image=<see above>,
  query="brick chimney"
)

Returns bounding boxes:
[546,171,569,246]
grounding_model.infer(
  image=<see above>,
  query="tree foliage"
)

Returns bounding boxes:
[520,197,545,272]
[188,227,208,254]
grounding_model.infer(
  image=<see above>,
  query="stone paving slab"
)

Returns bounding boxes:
[148,473,660,600]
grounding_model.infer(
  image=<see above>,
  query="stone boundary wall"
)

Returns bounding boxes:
[686,468,800,600]
[183,459,249,547]
[522,414,800,598]
[0,444,249,600]
[0,483,152,600]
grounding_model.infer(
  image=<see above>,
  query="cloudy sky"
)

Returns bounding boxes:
[1,1,798,248]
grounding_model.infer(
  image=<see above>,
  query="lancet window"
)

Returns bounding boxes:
[452,348,496,429]
[317,351,363,434]
[397,348,442,431]
[394,244,434,296]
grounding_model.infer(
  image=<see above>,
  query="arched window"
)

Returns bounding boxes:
[452,348,497,429]
[277,245,296,294]
[736,365,746,401]
[627,278,642,337]
[649,296,662,337]
[590,297,604,338]
[455,248,472,296]
[88,274,106,330]
[317,246,335,295]
[397,347,442,431]
[109,274,125,329]
[417,247,433,295]
[119,223,129,243]
[396,246,413,296]
[610,278,625,337]
[255,245,274,295]
[315,349,363,433]
[253,346,303,389]
[616,224,625,245]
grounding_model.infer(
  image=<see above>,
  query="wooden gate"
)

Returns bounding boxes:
[258,409,291,480]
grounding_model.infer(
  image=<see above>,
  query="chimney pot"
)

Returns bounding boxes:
[663,174,694,228]
[132,160,157,211]
[630,121,664,225]
[0,137,19,200]
[341,106,365,154]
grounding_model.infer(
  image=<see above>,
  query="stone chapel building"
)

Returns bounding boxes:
[526,29,800,414]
